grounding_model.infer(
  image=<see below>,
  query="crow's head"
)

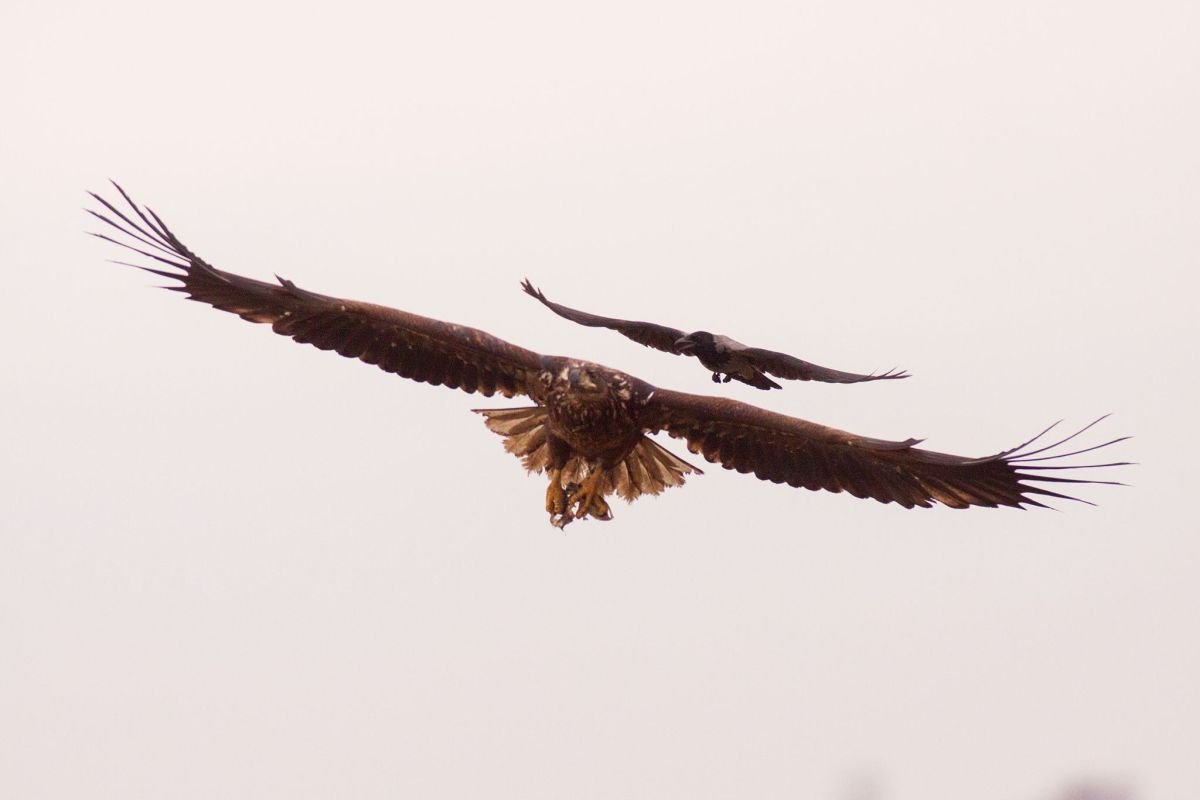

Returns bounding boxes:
[674,330,717,356]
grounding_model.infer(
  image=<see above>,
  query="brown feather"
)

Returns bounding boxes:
[90,184,1127,523]
[640,390,1129,510]
[90,183,544,399]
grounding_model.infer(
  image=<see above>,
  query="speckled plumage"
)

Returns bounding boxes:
[88,183,1128,527]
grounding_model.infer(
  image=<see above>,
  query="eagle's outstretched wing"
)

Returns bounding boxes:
[88,183,1128,523]
[736,346,909,384]
[520,279,687,353]
[89,183,545,398]
[640,389,1127,509]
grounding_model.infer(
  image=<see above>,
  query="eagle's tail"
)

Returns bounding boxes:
[600,437,703,502]
[474,407,702,503]
[474,406,553,473]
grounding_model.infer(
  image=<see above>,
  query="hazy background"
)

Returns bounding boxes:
[2,1,1196,797]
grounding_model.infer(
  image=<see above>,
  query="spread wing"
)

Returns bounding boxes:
[521,279,686,353]
[736,346,909,384]
[640,390,1127,509]
[89,183,544,398]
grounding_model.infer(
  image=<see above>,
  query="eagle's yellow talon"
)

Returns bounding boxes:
[565,471,612,522]
[546,468,578,527]
[545,475,567,515]
[585,493,612,520]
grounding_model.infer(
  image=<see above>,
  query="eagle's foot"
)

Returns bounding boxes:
[710,372,721,383]
[565,471,613,523]
[546,469,574,527]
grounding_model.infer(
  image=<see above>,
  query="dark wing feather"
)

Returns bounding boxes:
[736,346,909,384]
[640,390,1128,509]
[521,279,686,353]
[89,183,544,398]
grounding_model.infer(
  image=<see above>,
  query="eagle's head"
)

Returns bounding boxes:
[548,361,634,402]
[674,331,716,356]
[565,364,600,392]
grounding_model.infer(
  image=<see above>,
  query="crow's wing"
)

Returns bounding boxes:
[736,346,909,384]
[521,279,686,354]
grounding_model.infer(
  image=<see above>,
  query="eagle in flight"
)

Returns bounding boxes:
[522,279,908,390]
[88,184,1126,528]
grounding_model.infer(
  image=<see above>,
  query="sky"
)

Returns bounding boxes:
[2,1,1197,798]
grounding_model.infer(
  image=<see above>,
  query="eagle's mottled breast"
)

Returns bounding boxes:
[540,359,646,463]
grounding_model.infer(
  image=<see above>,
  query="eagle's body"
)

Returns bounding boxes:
[542,362,642,459]
[492,359,698,524]
[88,184,1126,527]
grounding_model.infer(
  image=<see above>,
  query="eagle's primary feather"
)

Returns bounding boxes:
[89,183,1127,526]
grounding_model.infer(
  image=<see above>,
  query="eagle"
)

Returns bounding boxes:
[88,184,1126,528]
[521,279,908,390]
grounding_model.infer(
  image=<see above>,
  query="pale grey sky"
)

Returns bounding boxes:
[2,1,1196,798]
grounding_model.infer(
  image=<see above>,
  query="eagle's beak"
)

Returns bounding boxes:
[568,366,598,390]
